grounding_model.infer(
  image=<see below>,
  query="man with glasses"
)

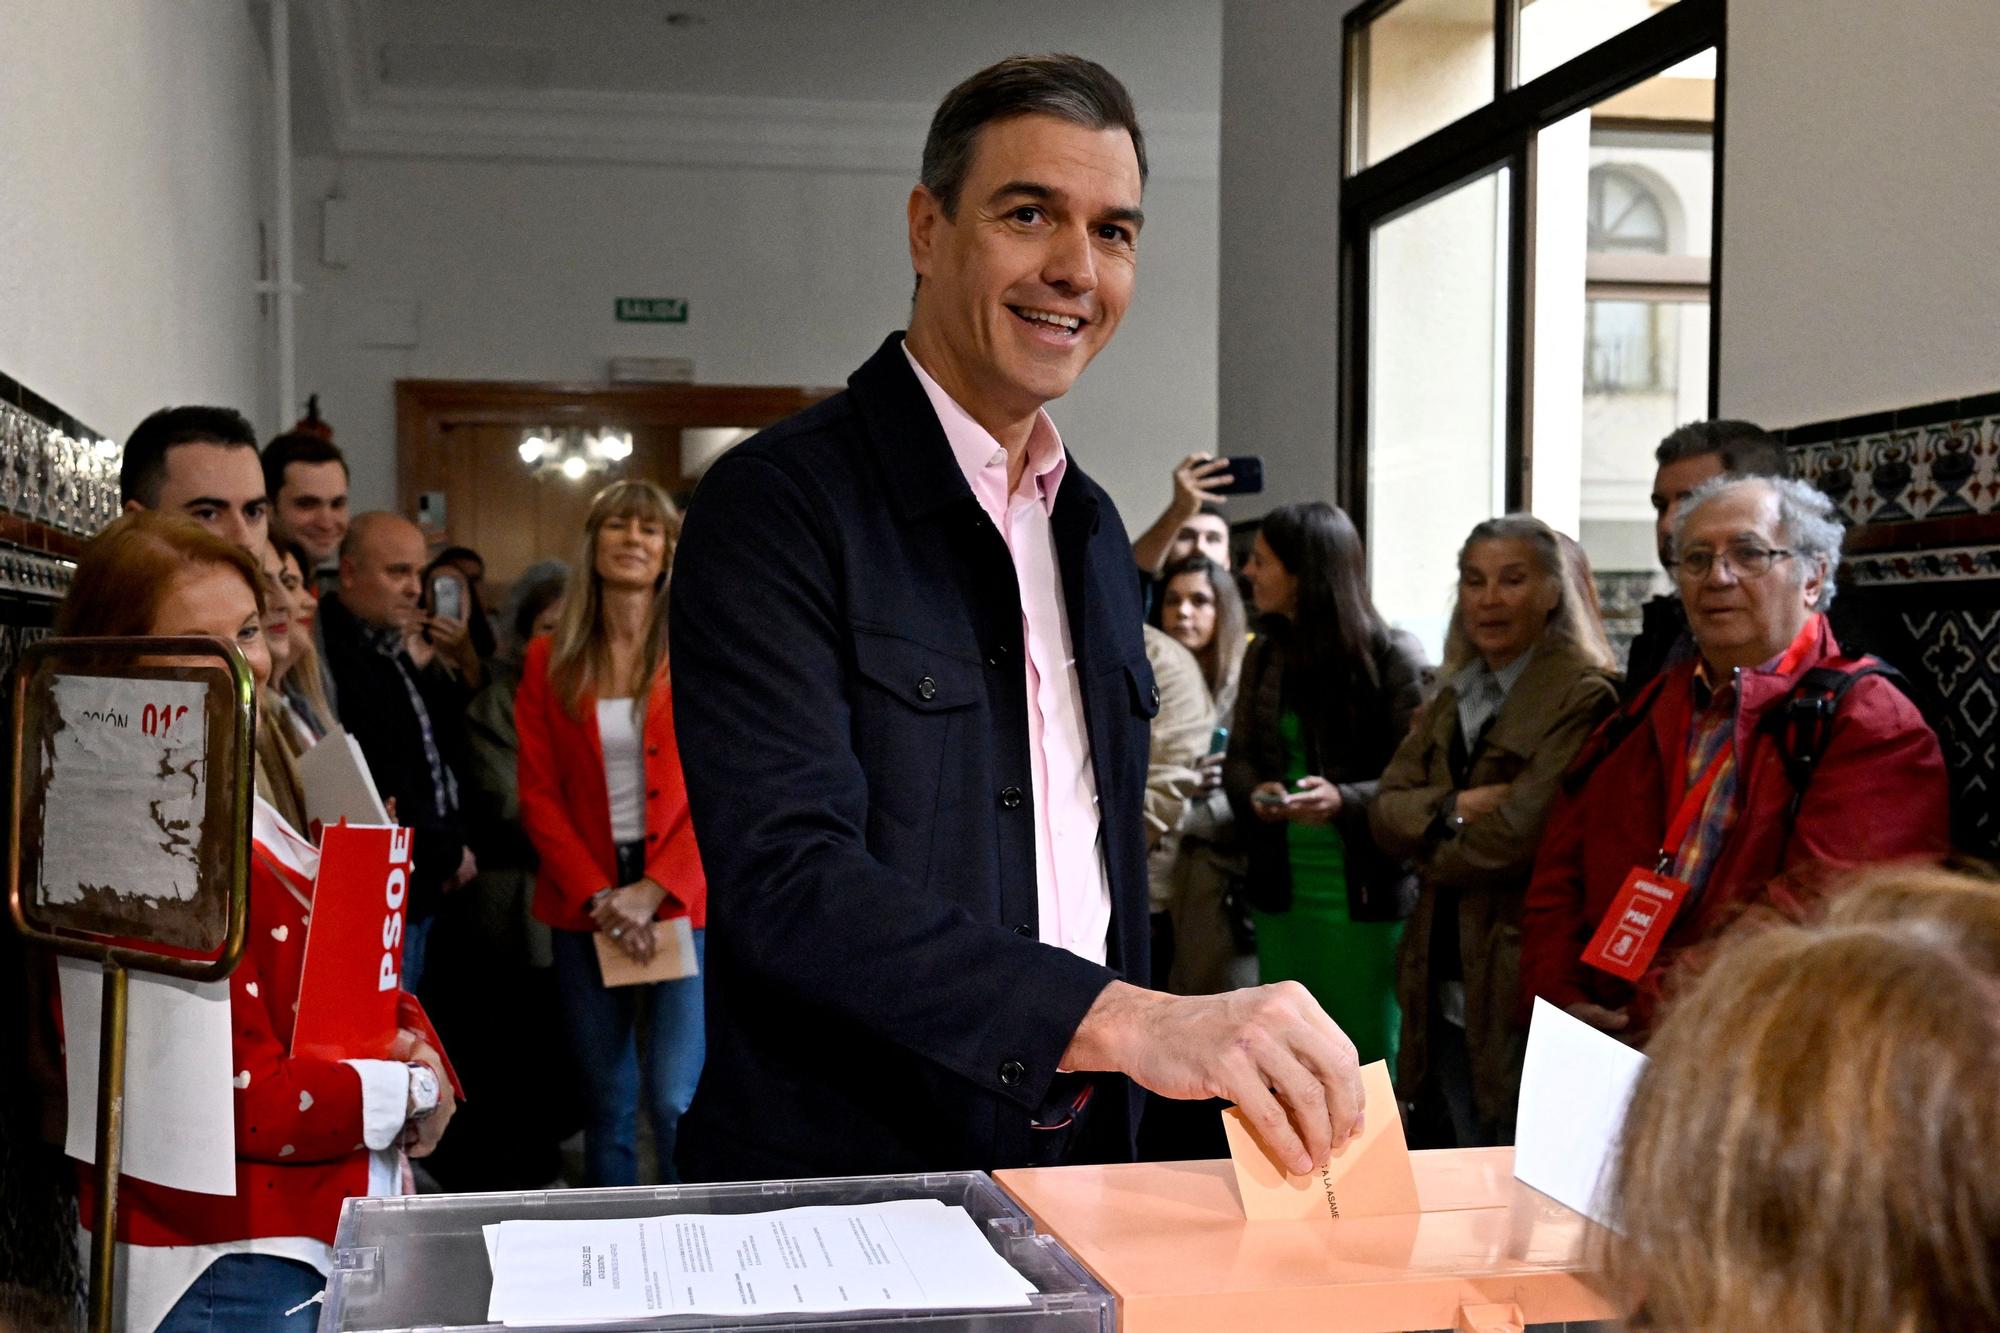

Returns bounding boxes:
[1520,475,1949,1046]
[1624,420,1790,698]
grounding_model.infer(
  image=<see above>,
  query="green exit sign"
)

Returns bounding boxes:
[615,297,688,323]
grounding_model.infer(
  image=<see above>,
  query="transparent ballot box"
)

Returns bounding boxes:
[320,1171,1114,1332]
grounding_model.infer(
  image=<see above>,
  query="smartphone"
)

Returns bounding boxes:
[1213,455,1264,496]
[1252,789,1288,808]
[429,572,465,622]
[1208,726,1230,756]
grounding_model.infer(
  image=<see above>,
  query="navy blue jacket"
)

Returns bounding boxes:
[668,333,1157,1180]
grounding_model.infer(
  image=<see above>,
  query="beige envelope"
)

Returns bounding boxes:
[592,916,699,988]
[1222,1060,1421,1220]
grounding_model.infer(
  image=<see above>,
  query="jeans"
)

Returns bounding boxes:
[400,913,435,994]
[550,842,706,1186]
[154,1253,324,1332]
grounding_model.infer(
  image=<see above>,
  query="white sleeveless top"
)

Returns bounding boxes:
[596,698,646,844]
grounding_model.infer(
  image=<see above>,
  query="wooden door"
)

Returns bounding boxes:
[396,379,829,594]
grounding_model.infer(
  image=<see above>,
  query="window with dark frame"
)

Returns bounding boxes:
[1339,0,1723,654]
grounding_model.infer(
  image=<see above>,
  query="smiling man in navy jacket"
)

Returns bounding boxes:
[668,54,1362,1183]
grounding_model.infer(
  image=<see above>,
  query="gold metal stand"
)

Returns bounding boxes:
[86,960,127,1333]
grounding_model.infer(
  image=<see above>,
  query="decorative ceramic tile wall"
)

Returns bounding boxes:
[1786,392,2000,862]
[1790,417,2000,525]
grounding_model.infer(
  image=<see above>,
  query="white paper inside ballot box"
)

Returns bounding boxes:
[485,1199,1035,1325]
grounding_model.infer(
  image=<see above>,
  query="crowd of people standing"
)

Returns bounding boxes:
[28,388,1964,1332]
[1132,417,1954,1156]
[8,50,1988,1333]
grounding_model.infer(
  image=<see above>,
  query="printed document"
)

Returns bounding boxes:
[484,1199,1035,1325]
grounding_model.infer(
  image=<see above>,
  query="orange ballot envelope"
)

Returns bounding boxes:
[1222,1060,1420,1220]
[592,916,699,988]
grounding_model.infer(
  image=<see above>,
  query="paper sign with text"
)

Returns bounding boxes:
[1222,1060,1420,1220]
[41,673,208,905]
[291,823,411,1063]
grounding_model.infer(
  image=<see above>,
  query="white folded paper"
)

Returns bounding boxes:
[61,958,236,1196]
[484,1199,1035,1326]
[1513,996,1648,1229]
[298,727,391,829]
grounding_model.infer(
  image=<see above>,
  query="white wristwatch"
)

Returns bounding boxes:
[406,1063,441,1121]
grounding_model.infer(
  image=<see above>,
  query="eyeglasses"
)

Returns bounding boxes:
[1671,543,1796,581]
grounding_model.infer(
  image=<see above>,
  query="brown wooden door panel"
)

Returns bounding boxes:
[396,379,829,596]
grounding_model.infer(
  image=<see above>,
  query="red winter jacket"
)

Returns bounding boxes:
[514,635,708,933]
[1519,616,1950,1039]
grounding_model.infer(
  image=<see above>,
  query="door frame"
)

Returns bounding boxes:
[393,378,832,514]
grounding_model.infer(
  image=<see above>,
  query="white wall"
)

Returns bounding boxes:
[293,144,1218,526]
[1215,0,1354,519]
[0,3,272,439]
[1717,0,2000,426]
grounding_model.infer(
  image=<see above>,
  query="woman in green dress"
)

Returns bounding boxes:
[1224,502,1428,1068]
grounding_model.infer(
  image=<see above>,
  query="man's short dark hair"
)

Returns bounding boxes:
[121,406,259,507]
[920,54,1147,219]
[262,431,349,501]
[1196,502,1225,521]
[1655,419,1789,478]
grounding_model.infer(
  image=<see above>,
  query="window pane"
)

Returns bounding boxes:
[1527,60,1713,668]
[1356,0,1497,169]
[1519,0,1685,84]
[1590,125,1713,261]
[1579,297,1710,640]
[1368,167,1510,661]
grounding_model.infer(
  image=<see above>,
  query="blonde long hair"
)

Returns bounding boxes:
[1606,864,2000,1331]
[547,479,680,719]
[1439,514,1615,677]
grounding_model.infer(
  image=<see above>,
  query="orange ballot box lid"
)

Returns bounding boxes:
[995,1149,1615,1333]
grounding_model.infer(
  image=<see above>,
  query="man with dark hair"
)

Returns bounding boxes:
[1623,419,1790,695]
[119,405,268,554]
[1133,456,1235,573]
[670,54,1363,1183]
[262,431,351,568]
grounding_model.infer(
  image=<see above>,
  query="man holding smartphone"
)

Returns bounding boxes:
[669,55,1362,1184]
[1131,453,1241,578]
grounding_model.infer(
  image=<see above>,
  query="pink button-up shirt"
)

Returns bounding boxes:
[903,344,1112,966]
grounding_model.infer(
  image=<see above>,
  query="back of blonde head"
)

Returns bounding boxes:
[1608,865,2000,1331]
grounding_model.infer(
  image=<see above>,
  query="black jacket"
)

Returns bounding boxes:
[1620,592,1692,701]
[317,591,471,922]
[1224,615,1428,920]
[668,333,1157,1181]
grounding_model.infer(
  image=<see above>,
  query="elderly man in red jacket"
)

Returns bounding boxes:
[1520,474,1950,1041]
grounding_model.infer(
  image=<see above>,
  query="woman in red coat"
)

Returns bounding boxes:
[516,479,707,1186]
[59,512,454,1332]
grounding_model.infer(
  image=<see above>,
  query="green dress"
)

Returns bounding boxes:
[1252,709,1404,1069]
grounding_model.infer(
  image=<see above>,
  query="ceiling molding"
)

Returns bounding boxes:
[303,3,1217,180]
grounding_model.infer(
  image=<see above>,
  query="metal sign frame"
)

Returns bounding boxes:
[6,635,255,1333]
